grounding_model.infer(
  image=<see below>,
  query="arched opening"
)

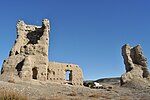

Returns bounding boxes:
[32,67,38,79]
[16,59,24,77]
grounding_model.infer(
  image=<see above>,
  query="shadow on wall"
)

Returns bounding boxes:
[27,28,43,44]
[32,67,38,79]
[15,59,24,76]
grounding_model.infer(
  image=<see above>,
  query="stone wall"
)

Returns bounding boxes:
[48,62,84,86]
[121,44,150,86]
[1,19,50,81]
[1,19,84,86]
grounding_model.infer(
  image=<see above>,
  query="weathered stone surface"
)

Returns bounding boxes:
[121,44,150,87]
[0,19,84,86]
[48,62,84,85]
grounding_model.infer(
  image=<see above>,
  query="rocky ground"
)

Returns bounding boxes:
[0,78,150,100]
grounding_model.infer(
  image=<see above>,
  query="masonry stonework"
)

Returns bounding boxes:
[121,44,150,86]
[48,62,84,85]
[1,19,84,86]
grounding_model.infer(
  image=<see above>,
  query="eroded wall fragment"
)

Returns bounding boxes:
[121,44,150,86]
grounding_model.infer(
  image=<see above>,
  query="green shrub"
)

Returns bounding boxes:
[83,81,95,87]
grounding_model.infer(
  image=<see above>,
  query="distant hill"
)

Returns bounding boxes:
[84,77,120,86]
[95,77,120,83]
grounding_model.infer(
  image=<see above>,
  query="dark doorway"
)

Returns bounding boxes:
[32,67,38,79]
[16,59,24,77]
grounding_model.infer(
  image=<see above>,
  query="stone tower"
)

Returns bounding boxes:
[121,44,150,87]
[1,19,50,81]
[1,19,84,86]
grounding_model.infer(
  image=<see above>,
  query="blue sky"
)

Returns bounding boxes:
[0,0,150,80]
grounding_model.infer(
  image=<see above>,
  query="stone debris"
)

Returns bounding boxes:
[1,19,84,86]
[121,44,150,87]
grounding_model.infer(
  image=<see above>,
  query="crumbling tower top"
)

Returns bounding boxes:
[1,19,84,86]
[9,19,50,57]
[1,19,50,81]
[121,44,150,87]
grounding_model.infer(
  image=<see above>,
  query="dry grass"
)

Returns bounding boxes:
[67,92,77,96]
[0,90,28,100]
[119,97,129,100]
[38,97,65,100]
[49,97,66,100]
[89,93,111,99]
[7,79,15,83]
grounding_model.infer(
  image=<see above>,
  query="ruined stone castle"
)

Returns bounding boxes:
[1,19,84,86]
[121,44,150,86]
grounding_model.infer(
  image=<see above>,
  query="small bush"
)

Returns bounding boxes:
[89,93,101,98]
[67,92,77,96]
[8,79,15,83]
[83,81,94,88]
[89,93,111,99]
